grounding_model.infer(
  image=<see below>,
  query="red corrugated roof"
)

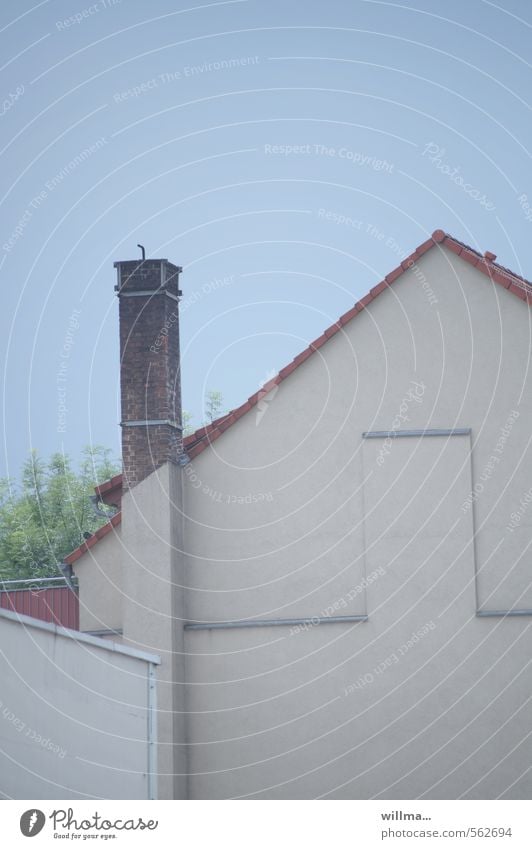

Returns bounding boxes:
[65,229,532,563]
[0,586,79,629]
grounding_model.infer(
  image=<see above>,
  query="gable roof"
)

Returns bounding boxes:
[64,511,121,565]
[183,229,532,458]
[66,228,532,566]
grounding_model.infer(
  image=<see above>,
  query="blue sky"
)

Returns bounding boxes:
[1,0,531,478]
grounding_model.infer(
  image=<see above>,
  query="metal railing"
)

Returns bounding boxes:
[0,576,78,590]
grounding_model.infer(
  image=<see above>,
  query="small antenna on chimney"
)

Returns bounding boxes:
[137,244,146,260]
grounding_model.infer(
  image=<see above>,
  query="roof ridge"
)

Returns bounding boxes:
[438,231,532,289]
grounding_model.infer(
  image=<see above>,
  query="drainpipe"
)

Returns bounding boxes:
[89,494,118,519]
[147,662,158,800]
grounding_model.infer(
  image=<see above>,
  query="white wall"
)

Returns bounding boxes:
[0,609,159,800]
[120,465,188,801]
[181,246,532,799]
[74,525,123,634]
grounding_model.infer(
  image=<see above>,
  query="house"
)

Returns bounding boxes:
[45,231,532,798]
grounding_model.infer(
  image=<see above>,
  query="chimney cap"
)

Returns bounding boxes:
[484,250,497,262]
[113,258,170,268]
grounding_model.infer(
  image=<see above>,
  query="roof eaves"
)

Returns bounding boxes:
[65,511,122,565]
[94,473,123,498]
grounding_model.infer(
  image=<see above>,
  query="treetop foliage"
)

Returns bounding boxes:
[0,446,120,582]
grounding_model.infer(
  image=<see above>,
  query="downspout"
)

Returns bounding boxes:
[147,661,157,800]
[89,495,118,519]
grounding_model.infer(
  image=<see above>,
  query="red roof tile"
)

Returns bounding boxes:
[65,511,121,565]
[94,473,122,497]
[94,473,123,510]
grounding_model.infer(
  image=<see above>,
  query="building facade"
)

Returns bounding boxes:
[68,230,532,799]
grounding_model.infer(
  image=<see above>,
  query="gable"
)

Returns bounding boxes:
[182,240,532,620]
[184,230,531,460]
[64,228,532,565]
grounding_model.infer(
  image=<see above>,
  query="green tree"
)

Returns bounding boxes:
[182,391,226,435]
[0,446,120,581]
[204,390,225,424]
[182,409,194,436]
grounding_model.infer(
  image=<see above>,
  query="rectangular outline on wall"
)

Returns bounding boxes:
[361,428,530,618]
[467,427,481,614]
[361,426,475,616]
[468,431,532,618]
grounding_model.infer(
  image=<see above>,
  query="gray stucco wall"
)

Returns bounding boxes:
[0,609,159,799]
[181,245,532,798]
[75,525,123,634]
[120,465,188,801]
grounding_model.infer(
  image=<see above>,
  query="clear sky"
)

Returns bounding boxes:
[1,0,531,478]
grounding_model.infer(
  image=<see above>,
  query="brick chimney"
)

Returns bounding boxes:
[115,256,183,490]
